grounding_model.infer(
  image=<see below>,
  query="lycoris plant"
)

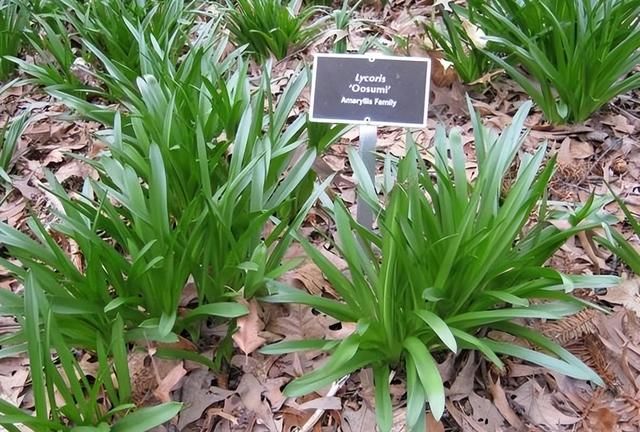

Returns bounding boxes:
[262,100,618,431]
[0,110,29,186]
[424,4,495,84]
[12,0,193,99]
[596,184,640,274]
[48,27,344,302]
[0,272,182,432]
[62,0,192,77]
[0,158,249,349]
[225,0,324,61]
[0,0,28,80]
[10,14,85,93]
[0,23,342,347]
[468,0,640,123]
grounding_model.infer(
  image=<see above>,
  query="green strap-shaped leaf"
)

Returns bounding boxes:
[111,402,182,432]
[373,365,393,432]
[182,302,249,322]
[450,327,503,368]
[284,337,365,397]
[415,310,457,352]
[260,339,339,355]
[405,355,426,430]
[403,337,445,420]
[482,338,602,384]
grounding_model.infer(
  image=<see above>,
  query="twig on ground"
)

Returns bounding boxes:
[299,374,350,432]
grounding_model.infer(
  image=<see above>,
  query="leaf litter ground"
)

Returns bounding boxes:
[1,1,640,431]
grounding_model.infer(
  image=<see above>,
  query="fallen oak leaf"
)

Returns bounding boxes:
[176,368,234,430]
[262,377,289,411]
[447,351,477,401]
[467,392,506,431]
[488,376,524,430]
[509,379,580,429]
[0,358,29,406]
[342,402,377,432]
[597,278,640,319]
[153,362,187,403]
[236,373,278,432]
[233,298,267,355]
[129,348,184,406]
[446,400,485,432]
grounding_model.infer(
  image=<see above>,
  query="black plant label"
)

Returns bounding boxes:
[310,54,431,128]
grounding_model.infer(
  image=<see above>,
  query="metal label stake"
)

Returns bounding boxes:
[356,124,377,230]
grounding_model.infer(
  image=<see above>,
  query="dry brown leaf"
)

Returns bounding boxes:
[54,159,98,183]
[429,51,458,87]
[431,81,467,115]
[551,372,593,412]
[265,303,353,345]
[0,198,25,228]
[322,154,345,172]
[436,352,456,384]
[262,377,289,411]
[571,140,595,159]
[357,369,375,408]
[12,176,41,201]
[598,279,640,319]
[510,379,580,429]
[232,298,267,355]
[448,351,477,401]
[506,362,548,378]
[129,349,183,406]
[557,137,574,165]
[0,357,29,406]
[446,400,485,432]
[281,406,315,432]
[488,376,524,430]
[342,403,377,432]
[176,368,234,430]
[41,142,87,167]
[467,393,505,431]
[153,362,186,403]
[236,373,278,432]
[281,261,337,298]
[604,114,637,135]
[577,231,608,270]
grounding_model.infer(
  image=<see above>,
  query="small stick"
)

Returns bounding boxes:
[299,374,350,432]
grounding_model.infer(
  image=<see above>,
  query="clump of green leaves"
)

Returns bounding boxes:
[262,100,618,431]
[9,14,85,92]
[0,110,29,186]
[424,5,495,83]
[0,272,182,432]
[14,0,193,97]
[0,28,341,347]
[468,0,640,123]
[54,27,344,300]
[596,185,640,274]
[0,155,248,348]
[61,0,193,75]
[225,0,323,61]
[0,0,28,80]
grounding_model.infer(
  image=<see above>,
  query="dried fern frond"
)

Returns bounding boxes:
[541,309,600,345]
